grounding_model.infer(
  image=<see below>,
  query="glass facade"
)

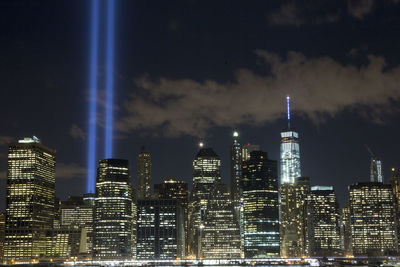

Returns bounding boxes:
[230,131,242,202]
[4,137,56,261]
[280,130,301,185]
[138,147,152,199]
[93,159,133,259]
[137,199,185,259]
[242,151,279,258]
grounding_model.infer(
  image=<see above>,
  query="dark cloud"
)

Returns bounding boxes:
[267,2,340,26]
[69,124,85,140]
[347,0,375,20]
[56,162,86,180]
[117,50,400,137]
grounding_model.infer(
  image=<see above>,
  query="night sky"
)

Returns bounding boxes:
[1,0,400,211]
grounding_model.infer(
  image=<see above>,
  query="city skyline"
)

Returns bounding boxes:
[2,0,400,213]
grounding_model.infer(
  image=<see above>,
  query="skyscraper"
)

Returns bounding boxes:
[306,186,341,256]
[4,136,56,262]
[137,199,185,259]
[280,96,301,184]
[188,146,221,258]
[137,147,152,199]
[348,182,397,256]
[366,145,384,183]
[0,213,5,263]
[230,131,242,202]
[280,177,310,257]
[93,159,133,259]
[242,150,279,258]
[391,168,400,250]
[201,183,241,259]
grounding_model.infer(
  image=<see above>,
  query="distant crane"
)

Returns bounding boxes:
[365,144,383,183]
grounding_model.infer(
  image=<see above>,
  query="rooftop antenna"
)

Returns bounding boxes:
[286,95,291,129]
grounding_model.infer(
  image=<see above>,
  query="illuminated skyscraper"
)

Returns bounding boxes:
[93,159,133,259]
[137,199,185,259]
[280,177,310,257]
[137,147,152,199]
[154,178,189,255]
[306,186,341,256]
[60,194,94,256]
[188,146,221,258]
[242,144,260,161]
[4,136,56,261]
[242,150,279,257]
[370,158,383,182]
[201,183,241,259]
[348,182,397,256]
[280,96,301,184]
[391,168,400,250]
[230,131,242,202]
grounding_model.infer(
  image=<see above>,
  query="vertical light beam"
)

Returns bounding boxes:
[87,0,100,193]
[286,95,291,129]
[104,0,115,158]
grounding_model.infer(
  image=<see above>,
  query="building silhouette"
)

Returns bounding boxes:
[137,199,185,259]
[137,147,152,199]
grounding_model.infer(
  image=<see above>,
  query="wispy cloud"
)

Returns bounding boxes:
[347,0,375,20]
[69,124,85,140]
[117,50,400,137]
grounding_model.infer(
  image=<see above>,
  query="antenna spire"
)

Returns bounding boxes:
[286,95,291,129]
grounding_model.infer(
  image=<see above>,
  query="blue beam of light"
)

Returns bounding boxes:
[104,0,115,159]
[87,0,100,193]
[286,95,291,128]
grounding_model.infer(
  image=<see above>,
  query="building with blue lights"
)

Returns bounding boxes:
[280,96,301,185]
[242,150,279,258]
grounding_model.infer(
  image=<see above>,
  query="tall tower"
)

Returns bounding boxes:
[93,159,133,259]
[230,131,242,202]
[280,96,301,184]
[366,145,383,183]
[137,147,152,199]
[4,136,56,261]
[242,150,279,257]
[188,145,221,258]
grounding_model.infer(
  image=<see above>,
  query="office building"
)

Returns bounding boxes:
[45,227,83,260]
[280,96,301,185]
[4,136,56,261]
[280,177,310,257]
[60,194,94,256]
[242,144,260,161]
[201,183,241,259]
[242,150,279,257]
[137,199,185,259]
[306,186,341,256]
[341,203,352,256]
[188,146,221,258]
[349,182,397,256]
[93,159,133,259]
[137,147,152,199]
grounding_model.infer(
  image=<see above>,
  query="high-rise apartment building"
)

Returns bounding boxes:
[93,159,133,259]
[4,136,56,261]
[230,131,242,202]
[242,150,279,257]
[348,182,397,256]
[201,183,241,259]
[280,177,310,257]
[188,146,221,258]
[137,199,185,259]
[280,96,301,185]
[137,147,152,199]
[306,186,341,256]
